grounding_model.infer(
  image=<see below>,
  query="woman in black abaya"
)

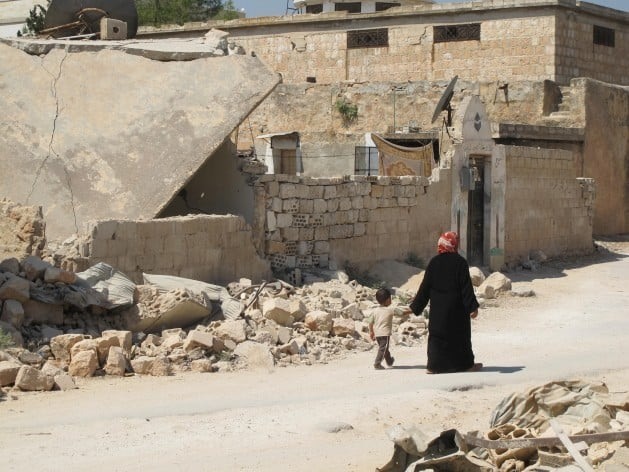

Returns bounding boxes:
[410,231,482,374]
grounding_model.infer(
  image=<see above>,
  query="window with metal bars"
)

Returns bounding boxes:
[355,147,379,176]
[376,2,401,11]
[306,4,323,13]
[335,2,361,13]
[347,28,389,49]
[434,23,481,43]
[593,25,615,47]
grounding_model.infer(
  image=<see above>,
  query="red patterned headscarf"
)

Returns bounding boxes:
[438,231,459,254]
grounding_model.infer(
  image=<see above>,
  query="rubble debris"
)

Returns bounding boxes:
[379,380,629,472]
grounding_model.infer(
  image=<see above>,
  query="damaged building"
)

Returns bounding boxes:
[0,0,627,284]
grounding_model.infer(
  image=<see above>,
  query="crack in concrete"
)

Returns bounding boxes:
[27,50,70,210]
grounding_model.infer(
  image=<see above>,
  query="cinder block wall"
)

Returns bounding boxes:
[83,215,271,284]
[504,147,594,263]
[255,172,452,272]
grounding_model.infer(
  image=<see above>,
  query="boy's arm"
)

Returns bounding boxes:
[369,322,375,340]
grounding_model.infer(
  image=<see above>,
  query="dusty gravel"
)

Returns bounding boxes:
[1,239,628,472]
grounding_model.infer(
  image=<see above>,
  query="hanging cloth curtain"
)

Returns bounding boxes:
[372,134,434,177]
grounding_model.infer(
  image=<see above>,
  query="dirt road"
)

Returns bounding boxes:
[1,240,628,471]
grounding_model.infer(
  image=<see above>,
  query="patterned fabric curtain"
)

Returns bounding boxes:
[372,134,434,177]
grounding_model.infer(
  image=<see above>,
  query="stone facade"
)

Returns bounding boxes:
[141,1,629,87]
[77,215,271,284]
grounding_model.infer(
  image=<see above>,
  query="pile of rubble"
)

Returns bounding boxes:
[0,255,433,394]
[379,380,629,471]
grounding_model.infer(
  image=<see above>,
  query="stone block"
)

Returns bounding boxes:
[53,372,77,390]
[276,213,293,228]
[183,330,224,353]
[102,330,132,353]
[266,211,277,231]
[332,318,356,337]
[68,352,98,377]
[96,336,120,365]
[104,346,127,376]
[262,298,294,327]
[0,275,30,303]
[313,241,330,254]
[70,339,99,363]
[314,199,328,213]
[15,365,54,391]
[327,199,340,212]
[22,256,52,281]
[0,360,21,386]
[43,267,77,284]
[304,310,333,333]
[234,341,274,370]
[190,359,213,373]
[215,319,247,344]
[50,333,85,363]
[130,356,154,375]
[150,356,172,376]
[1,299,24,328]
[314,226,329,240]
[279,183,297,198]
[323,186,337,199]
[0,258,20,274]
[100,17,128,40]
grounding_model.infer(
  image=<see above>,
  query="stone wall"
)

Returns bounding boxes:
[216,1,629,86]
[0,200,46,260]
[582,79,629,235]
[503,146,594,263]
[254,172,452,273]
[81,215,271,284]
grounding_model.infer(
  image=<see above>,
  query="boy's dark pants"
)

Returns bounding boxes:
[374,336,393,366]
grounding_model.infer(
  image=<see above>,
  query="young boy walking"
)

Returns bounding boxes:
[368,287,410,370]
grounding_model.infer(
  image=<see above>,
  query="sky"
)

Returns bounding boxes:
[232,0,628,17]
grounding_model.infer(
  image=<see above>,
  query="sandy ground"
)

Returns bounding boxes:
[1,239,628,472]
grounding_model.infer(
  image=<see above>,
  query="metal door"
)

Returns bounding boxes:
[467,157,485,266]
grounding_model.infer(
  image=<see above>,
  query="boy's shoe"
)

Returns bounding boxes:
[386,357,395,367]
[374,364,385,370]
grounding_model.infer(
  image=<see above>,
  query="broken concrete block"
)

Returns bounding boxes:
[331,318,356,337]
[50,333,85,363]
[23,299,64,325]
[100,17,127,40]
[44,267,77,285]
[69,350,98,377]
[190,358,213,373]
[130,356,153,375]
[234,341,275,370]
[150,356,172,376]
[101,330,133,353]
[22,256,52,281]
[96,336,120,365]
[469,267,486,287]
[0,360,21,386]
[71,339,99,359]
[305,310,333,333]
[53,372,77,390]
[215,319,247,344]
[1,299,24,328]
[279,340,300,356]
[0,275,30,303]
[288,299,307,321]
[263,298,294,326]
[478,272,512,299]
[277,326,292,345]
[15,365,54,391]
[341,302,364,321]
[0,258,20,275]
[18,350,43,366]
[104,346,126,376]
[183,330,223,353]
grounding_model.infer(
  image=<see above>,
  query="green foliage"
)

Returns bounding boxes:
[404,252,425,269]
[21,3,47,36]
[335,98,358,125]
[0,327,14,350]
[137,0,237,27]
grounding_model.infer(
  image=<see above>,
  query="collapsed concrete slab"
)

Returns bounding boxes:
[0,38,280,241]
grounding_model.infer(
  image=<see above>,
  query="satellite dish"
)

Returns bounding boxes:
[431,75,458,126]
[42,0,138,38]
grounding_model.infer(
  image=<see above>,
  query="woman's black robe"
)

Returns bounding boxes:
[410,252,479,373]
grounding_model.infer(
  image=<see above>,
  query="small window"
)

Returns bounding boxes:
[376,2,401,12]
[335,2,361,13]
[280,149,297,175]
[434,23,481,43]
[306,4,323,14]
[593,25,615,47]
[355,147,379,176]
[347,28,389,49]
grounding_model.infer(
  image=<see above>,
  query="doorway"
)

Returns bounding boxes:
[467,156,485,266]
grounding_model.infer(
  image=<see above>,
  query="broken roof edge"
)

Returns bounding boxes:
[492,123,585,142]
[153,74,282,219]
[0,36,240,61]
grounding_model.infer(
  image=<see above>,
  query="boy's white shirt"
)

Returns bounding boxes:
[367,305,406,337]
